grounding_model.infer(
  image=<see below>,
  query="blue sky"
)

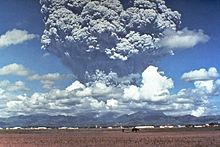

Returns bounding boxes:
[0,0,73,91]
[0,0,70,72]
[160,0,220,89]
[0,0,219,117]
[160,0,220,110]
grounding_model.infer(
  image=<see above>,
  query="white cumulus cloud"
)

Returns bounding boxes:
[106,98,119,109]
[182,67,219,82]
[0,29,37,48]
[0,63,30,76]
[66,80,85,92]
[1,65,219,117]
[191,107,206,117]
[159,28,209,50]
[123,66,174,101]
[0,80,28,92]
[28,73,73,89]
[194,80,215,94]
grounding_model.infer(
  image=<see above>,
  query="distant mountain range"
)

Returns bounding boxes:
[0,110,220,128]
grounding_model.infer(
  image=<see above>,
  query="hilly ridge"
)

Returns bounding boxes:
[0,111,220,128]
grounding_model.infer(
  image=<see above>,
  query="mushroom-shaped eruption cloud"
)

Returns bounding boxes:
[40,0,181,81]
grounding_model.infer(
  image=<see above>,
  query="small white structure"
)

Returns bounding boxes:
[160,125,174,128]
[107,127,113,129]
[67,127,79,130]
[205,124,210,127]
[194,125,203,128]
[177,125,185,128]
[58,127,79,130]
[10,127,22,130]
[135,125,154,129]
[59,127,68,130]
[36,127,47,130]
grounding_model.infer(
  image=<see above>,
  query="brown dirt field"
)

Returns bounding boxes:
[0,128,220,147]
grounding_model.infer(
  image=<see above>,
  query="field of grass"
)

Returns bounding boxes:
[0,127,220,147]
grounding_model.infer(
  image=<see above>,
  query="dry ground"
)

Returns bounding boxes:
[0,127,220,147]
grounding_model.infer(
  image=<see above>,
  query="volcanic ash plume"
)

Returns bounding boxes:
[40,0,181,81]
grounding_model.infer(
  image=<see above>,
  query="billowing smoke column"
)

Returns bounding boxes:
[40,0,181,81]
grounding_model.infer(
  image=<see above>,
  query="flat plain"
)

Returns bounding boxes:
[0,127,220,147]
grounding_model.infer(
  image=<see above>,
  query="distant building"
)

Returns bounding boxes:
[135,125,154,129]
[205,124,210,127]
[160,125,174,128]
[209,122,219,127]
[10,127,22,130]
[194,125,203,128]
[67,127,79,130]
[36,127,47,130]
[58,127,68,130]
[177,125,185,128]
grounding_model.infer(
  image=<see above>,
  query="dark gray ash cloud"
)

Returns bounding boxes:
[40,0,182,80]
